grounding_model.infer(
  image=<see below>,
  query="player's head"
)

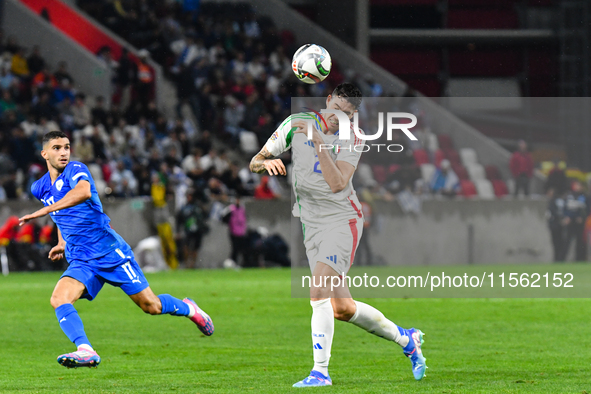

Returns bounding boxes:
[41,131,70,172]
[324,83,362,133]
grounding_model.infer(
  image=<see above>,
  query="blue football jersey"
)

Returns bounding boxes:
[31,161,129,265]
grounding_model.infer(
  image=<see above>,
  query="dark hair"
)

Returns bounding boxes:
[332,83,362,109]
[42,131,68,146]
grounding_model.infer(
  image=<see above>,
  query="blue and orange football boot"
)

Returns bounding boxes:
[402,328,427,380]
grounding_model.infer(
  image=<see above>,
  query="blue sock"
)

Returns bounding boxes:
[158,294,190,316]
[55,304,91,348]
[398,326,406,337]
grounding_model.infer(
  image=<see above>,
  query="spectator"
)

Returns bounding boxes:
[176,190,209,268]
[31,91,57,121]
[10,47,29,79]
[0,68,17,91]
[0,90,17,114]
[195,129,212,155]
[547,188,566,262]
[109,160,138,197]
[151,171,179,269]
[254,175,278,199]
[430,160,459,198]
[545,161,568,196]
[9,127,35,171]
[73,134,94,163]
[32,66,58,89]
[509,140,534,197]
[53,61,74,85]
[135,49,154,108]
[57,97,75,132]
[562,181,589,261]
[91,96,109,127]
[72,93,91,129]
[114,48,135,108]
[222,196,249,266]
[52,79,75,104]
[27,45,46,75]
[220,162,247,196]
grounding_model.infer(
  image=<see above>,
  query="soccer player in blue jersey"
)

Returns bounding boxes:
[19,131,214,369]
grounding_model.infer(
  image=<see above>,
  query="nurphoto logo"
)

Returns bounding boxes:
[303,109,418,153]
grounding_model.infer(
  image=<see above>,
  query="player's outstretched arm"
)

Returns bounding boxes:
[249,146,286,176]
[19,181,92,226]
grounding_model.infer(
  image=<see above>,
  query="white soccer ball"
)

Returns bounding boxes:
[292,44,331,84]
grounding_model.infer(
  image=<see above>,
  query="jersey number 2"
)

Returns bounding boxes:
[313,156,322,174]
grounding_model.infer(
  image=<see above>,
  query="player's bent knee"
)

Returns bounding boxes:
[333,302,356,321]
[50,295,71,310]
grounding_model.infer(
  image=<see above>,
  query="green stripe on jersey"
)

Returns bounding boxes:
[286,127,296,148]
[280,113,316,148]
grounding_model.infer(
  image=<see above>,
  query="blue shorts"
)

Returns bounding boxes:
[61,248,149,301]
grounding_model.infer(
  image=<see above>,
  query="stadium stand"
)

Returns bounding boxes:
[0,0,533,208]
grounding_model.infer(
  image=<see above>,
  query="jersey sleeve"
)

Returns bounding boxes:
[67,162,94,189]
[335,128,365,169]
[30,179,42,201]
[263,115,297,157]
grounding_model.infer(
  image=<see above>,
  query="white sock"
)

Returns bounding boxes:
[348,301,409,347]
[77,344,94,352]
[310,298,334,377]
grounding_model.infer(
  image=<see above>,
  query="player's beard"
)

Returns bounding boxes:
[51,157,69,172]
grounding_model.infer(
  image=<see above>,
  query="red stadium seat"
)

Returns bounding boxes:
[452,163,470,181]
[388,164,401,174]
[492,179,509,197]
[460,180,478,197]
[485,165,502,180]
[434,149,445,167]
[437,134,454,150]
[443,149,461,165]
[372,165,387,184]
[413,149,430,166]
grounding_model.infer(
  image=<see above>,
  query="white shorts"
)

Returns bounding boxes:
[303,218,363,275]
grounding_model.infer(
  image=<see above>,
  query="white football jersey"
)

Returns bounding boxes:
[264,112,365,226]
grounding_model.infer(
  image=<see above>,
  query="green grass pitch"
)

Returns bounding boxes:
[1,268,590,393]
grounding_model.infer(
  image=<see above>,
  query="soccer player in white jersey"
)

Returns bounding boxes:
[250,83,427,387]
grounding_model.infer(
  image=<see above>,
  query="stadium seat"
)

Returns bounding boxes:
[372,165,387,184]
[460,180,478,197]
[451,163,470,181]
[466,163,486,181]
[492,179,509,197]
[388,164,401,174]
[413,149,430,166]
[434,149,445,167]
[437,134,454,150]
[474,179,495,199]
[420,163,436,184]
[485,165,502,180]
[459,148,478,166]
[239,131,259,155]
[443,149,461,165]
